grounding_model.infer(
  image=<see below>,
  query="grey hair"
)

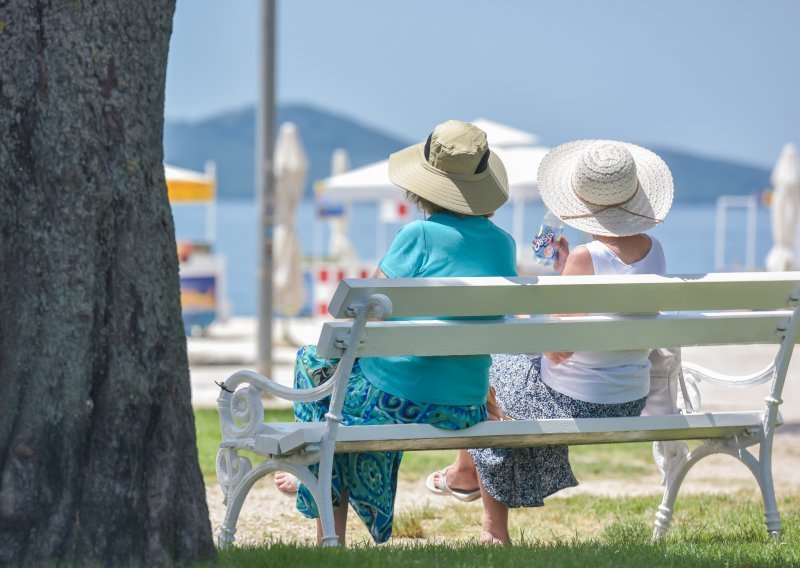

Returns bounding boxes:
[404,191,494,219]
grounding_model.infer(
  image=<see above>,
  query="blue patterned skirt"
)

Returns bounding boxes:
[468,354,646,508]
[294,345,487,543]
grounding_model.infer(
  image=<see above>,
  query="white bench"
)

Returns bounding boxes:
[215,272,800,547]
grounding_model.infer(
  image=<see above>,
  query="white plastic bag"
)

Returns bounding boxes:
[643,348,700,485]
[643,348,701,416]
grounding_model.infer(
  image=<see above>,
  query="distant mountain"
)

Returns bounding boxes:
[649,146,770,203]
[164,104,771,202]
[164,103,409,199]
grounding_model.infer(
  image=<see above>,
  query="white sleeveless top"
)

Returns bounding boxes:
[540,236,666,404]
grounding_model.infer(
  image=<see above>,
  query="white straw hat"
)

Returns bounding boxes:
[537,140,674,237]
[388,120,509,215]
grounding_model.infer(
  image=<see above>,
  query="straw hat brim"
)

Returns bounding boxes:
[537,140,674,237]
[388,143,509,215]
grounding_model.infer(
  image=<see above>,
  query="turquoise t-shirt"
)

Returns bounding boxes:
[359,213,517,406]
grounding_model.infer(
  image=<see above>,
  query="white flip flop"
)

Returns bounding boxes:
[425,467,481,502]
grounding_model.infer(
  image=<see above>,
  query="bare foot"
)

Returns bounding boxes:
[274,471,299,495]
[480,532,510,545]
[479,476,511,545]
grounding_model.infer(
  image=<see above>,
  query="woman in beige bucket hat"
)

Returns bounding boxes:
[429,140,675,544]
[276,120,518,544]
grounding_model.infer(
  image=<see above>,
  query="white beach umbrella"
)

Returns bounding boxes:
[327,149,358,265]
[273,122,308,316]
[766,143,800,271]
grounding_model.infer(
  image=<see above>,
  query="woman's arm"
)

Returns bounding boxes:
[543,243,594,364]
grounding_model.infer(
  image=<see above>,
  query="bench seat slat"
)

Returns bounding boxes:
[328,273,800,318]
[254,412,771,456]
[317,311,791,358]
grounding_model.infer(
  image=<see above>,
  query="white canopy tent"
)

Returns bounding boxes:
[326,149,358,264]
[471,118,539,146]
[316,119,550,261]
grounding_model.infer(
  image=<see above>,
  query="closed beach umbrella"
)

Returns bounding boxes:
[766,143,800,271]
[274,122,308,316]
[327,148,358,265]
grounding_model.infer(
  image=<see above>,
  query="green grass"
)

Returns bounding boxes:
[570,441,655,479]
[199,409,800,564]
[209,491,800,566]
[209,494,800,567]
[214,541,798,568]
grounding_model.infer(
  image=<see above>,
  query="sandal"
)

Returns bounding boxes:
[425,467,481,502]
[274,471,299,498]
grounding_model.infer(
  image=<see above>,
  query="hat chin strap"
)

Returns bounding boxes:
[560,180,663,224]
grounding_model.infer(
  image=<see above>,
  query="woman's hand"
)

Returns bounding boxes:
[553,236,570,275]
[544,351,574,365]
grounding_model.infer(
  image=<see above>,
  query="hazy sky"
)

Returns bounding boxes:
[165,0,800,168]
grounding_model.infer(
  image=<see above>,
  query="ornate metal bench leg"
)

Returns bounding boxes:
[651,441,691,543]
[319,500,338,547]
[216,448,258,548]
[316,441,340,547]
[761,487,782,541]
[652,503,673,542]
[218,475,264,548]
[756,447,782,540]
[218,510,240,548]
[733,434,783,540]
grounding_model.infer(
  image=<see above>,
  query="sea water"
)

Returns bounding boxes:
[172,199,774,316]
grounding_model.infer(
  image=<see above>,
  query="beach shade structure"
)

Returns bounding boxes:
[315,119,549,263]
[766,143,800,271]
[471,117,539,146]
[326,149,358,264]
[273,123,308,327]
[165,162,232,334]
[165,162,217,242]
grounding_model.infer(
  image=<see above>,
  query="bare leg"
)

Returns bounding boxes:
[316,487,349,546]
[432,449,480,492]
[478,474,510,544]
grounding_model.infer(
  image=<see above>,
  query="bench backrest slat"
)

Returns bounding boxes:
[316,310,793,358]
[327,273,800,318]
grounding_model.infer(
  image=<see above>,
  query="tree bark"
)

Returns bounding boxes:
[0,1,215,565]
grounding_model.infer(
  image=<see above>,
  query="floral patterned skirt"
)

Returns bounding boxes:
[468,354,646,508]
[294,345,487,543]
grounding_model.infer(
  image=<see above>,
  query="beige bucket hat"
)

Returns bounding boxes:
[388,120,509,215]
[537,140,674,237]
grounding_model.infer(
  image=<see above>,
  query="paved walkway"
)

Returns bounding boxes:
[189,317,800,423]
[188,317,318,409]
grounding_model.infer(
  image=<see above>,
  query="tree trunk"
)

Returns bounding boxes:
[0,1,215,565]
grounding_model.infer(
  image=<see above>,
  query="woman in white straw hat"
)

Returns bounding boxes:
[277,120,518,545]
[429,139,674,544]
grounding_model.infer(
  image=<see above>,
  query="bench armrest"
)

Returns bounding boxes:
[216,369,336,441]
[683,361,775,389]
